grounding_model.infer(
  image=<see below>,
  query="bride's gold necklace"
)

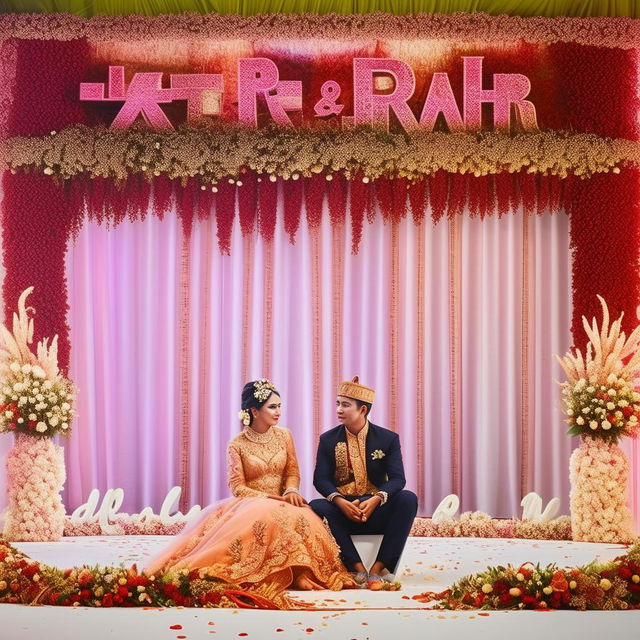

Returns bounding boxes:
[243,425,274,443]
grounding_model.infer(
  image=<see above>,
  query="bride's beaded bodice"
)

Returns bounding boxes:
[227,426,300,498]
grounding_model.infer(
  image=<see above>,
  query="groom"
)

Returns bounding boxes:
[310,376,417,587]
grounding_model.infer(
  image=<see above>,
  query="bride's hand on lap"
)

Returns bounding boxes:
[283,491,307,507]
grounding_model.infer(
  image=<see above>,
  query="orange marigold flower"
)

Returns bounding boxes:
[551,571,569,592]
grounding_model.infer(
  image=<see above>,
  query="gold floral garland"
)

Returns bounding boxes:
[5,125,640,184]
[0,13,638,49]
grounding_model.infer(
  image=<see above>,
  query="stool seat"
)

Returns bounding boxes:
[350,534,383,572]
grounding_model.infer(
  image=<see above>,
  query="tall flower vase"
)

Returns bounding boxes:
[3,433,66,541]
[569,437,635,543]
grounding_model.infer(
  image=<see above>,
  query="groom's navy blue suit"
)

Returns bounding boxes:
[309,422,417,573]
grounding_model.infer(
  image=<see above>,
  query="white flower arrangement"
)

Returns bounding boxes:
[3,433,67,541]
[561,374,640,443]
[0,365,76,438]
[557,296,640,444]
[0,288,76,439]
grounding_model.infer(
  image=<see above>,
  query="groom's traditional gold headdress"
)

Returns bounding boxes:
[337,376,375,404]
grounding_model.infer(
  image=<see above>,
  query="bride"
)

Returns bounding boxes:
[145,379,353,591]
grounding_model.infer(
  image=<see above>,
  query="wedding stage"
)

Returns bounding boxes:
[2,1,640,637]
[2,536,638,640]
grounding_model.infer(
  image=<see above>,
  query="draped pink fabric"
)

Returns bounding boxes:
[0,185,638,526]
[54,193,609,523]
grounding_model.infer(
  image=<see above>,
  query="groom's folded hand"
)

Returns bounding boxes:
[358,495,382,521]
[335,497,364,522]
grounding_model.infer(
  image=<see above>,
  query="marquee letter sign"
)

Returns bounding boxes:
[81,57,537,133]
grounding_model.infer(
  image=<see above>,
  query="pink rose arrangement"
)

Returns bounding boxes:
[3,433,66,541]
[569,438,635,543]
[63,515,187,537]
[410,513,572,541]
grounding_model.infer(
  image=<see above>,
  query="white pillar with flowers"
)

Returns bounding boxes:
[0,287,76,541]
[557,296,638,543]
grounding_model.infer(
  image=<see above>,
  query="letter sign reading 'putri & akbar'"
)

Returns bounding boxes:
[80,57,538,133]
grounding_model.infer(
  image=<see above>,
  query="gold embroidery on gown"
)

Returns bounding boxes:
[145,427,352,592]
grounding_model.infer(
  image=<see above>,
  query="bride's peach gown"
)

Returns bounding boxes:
[145,426,352,590]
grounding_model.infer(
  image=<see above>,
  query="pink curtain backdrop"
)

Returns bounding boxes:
[0,184,638,526]
[54,188,640,525]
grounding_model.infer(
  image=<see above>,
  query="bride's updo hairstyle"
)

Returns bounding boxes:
[239,379,280,426]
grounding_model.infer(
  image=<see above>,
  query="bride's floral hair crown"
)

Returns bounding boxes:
[252,378,277,403]
[238,379,278,426]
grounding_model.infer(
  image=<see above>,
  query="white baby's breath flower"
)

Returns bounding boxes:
[28,413,36,421]
[61,402,70,411]
[601,421,612,430]
[576,417,585,425]
[21,364,32,374]
[17,417,23,423]
[607,402,615,410]
[9,362,20,373]
[35,422,47,433]
[43,380,52,390]
[590,421,598,430]
[32,366,45,379]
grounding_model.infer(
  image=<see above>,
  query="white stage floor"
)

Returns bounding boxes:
[3,536,639,639]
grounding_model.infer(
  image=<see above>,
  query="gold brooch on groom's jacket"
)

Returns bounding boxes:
[371,449,386,460]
